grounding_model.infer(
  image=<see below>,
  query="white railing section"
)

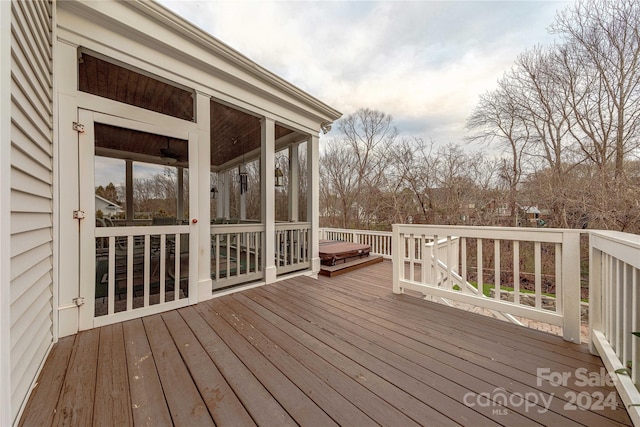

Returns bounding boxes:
[211,224,264,289]
[319,228,393,259]
[392,225,582,343]
[589,230,640,425]
[276,222,311,275]
[94,225,190,325]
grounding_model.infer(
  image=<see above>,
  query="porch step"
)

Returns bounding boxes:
[319,255,384,277]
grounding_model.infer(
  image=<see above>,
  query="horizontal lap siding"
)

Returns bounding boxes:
[10,0,53,423]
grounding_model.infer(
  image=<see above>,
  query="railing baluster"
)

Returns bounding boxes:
[160,234,166,304]
[623,264,632,367]
[446,236,453,291]
[534,241,541,309]
[174,233,180,301]
[494,239,500,300]
[632,266,638,386]
[409,234,415,282]
[554,242,561,314]
[127,236,134,311]
[144,235,150,308]
[461,237,467,294]
[477,238,483,296]
[108,236,115,315]
[513,241,520,305]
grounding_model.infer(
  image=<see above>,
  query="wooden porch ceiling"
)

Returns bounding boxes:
[19,262,632,426]
[81,52,298,169]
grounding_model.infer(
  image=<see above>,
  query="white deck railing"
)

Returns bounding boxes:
[276,222,311,275]
[589,230,640,425]
[319,228,393,258]
[211,224,264,289]
[391,225,583,343]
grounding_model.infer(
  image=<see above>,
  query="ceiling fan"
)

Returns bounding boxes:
[160,138,186,164]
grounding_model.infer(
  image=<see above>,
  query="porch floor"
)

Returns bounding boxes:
[20,261,632,426]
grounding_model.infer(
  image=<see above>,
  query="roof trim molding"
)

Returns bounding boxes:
[81,0,341,123]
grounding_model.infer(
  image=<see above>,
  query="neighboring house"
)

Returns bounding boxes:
[0,1,341,424]
[95,195,123,217]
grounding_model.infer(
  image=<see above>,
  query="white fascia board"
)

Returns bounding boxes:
[58,0,341,129]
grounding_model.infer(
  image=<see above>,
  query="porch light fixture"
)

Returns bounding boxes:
[275,165,284,187]
[210,185,218,199]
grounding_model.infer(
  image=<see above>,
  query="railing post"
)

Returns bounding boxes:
[589,233,603,355]
[561,231,581,343]
[392,224,402,294]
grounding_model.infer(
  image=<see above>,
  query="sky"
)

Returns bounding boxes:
[156,0,570,149]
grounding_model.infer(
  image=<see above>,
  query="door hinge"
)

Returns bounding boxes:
[73,297,85,306]
[72,122,85,133]
[73,210,85,219]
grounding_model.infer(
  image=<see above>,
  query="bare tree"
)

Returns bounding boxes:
[552,0,640,180]
[320,108,397,229]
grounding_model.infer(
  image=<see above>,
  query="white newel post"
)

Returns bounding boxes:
[307,134,320,275]
[288,143,299,222]
[562,231,582,343]
[262,118,277,283]
[392,224,402,294]
[196,92,212,301]
[589,235,603,355]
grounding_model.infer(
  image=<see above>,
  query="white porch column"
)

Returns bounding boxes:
[261,117,277,283]
[288,143,299,222]
[195,92,212,301]
[307,134,320,275]
[239,164,247,220]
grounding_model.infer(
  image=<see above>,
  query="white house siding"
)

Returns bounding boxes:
[9,0,54,423]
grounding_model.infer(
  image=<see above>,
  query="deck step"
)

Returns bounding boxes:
[319,255,384,277]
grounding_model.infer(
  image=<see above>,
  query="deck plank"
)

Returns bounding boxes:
[52,329,99,426]
[94,323,133,427]
[142,314,215,426]
[122,318,173,426]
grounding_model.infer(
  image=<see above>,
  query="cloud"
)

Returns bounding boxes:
[158,0,569,147]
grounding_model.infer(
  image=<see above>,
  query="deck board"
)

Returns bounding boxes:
[142,315,214,426]
[19,261,633,426]
[122,318,173,426]
[52,328,100,426]
[94,323,133,427]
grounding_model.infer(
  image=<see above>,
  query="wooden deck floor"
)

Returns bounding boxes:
[20,261,632,426]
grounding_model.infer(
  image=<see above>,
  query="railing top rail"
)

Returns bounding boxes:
[276,222,311,230]
[590,230,640,269]
[95,225,190,237]
[211,224,265,234]
[393,224,580,243]
[590,229,640,249]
